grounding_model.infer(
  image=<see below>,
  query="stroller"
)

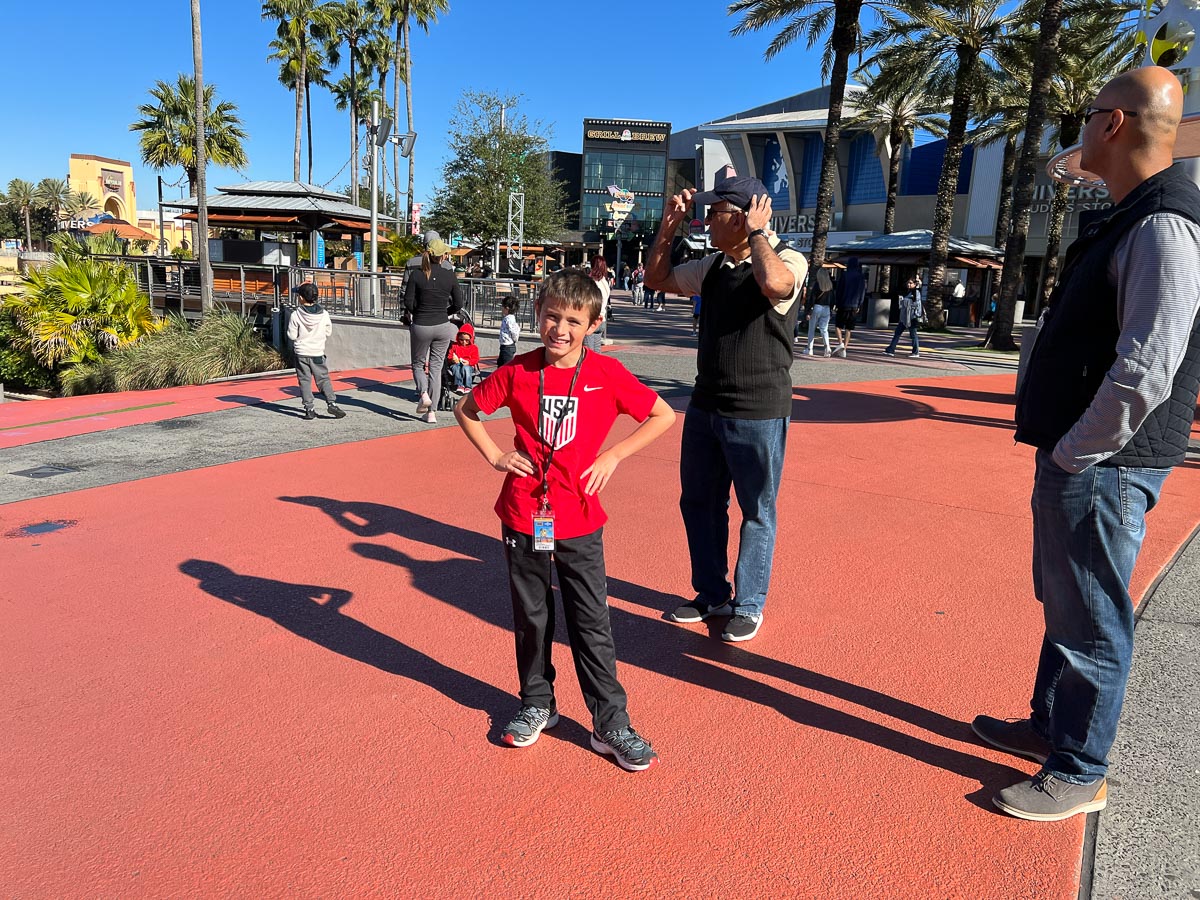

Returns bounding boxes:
[437,310,485,410]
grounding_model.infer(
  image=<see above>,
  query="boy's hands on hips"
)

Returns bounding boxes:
[493,450,535,477]
[581,449,621,495]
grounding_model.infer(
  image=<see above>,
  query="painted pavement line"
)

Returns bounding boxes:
[0,401,176,432]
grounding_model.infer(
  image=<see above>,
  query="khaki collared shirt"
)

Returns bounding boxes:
[671,236,805,316]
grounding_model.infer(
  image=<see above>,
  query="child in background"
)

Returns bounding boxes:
[287,282,346,420]
[454,270,676,771]
[498,297,521,367]
[446,321,480,393]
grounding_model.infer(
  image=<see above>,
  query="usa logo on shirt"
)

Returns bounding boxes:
[541,395,578,449]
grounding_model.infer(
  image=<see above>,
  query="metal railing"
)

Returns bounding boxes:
[87,255,543,333]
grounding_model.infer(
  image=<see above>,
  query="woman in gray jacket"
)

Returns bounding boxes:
[404,239,463,423]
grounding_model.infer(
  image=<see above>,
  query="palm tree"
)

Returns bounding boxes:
[65,190,101,221]
[35,178,70,230]
[326,0,385,200]
[130,74,250,199]
[866,0,1020,328]
[5,179,38,249]
[7,233,160,370]
[263,0,335,182]
[371,0,448,231]
[968,36,1036,308]
[329,68,374,199]
[844,68,947,295]
[729,0,883,272]
[1034,16,1139,312]
[190,0,214,312]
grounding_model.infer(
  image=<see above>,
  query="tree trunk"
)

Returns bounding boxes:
[987,0,1065,350]
[394,19,403,233]
[990,133,1018,300]
[306,77,314,183]
[809,0,861,271]
[191,0,213,313]
[293,52,305,182]
[925,47,977,330]
[1037,115,1081,313]
[350,53,359,201]
[23,208,32,251]
[404,17,415,234]
[878,121,903,297]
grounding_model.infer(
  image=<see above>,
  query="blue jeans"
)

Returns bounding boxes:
[1029,450,1169,782]
[679,407,788,618]
[886,320,919,354]
[449,362,476,389]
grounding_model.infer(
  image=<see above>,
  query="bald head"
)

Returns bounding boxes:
[1096,66,1183,148]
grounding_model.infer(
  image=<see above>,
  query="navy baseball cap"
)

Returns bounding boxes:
[692,175,770,211]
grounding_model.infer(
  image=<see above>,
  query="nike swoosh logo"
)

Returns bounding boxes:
[583,385,603,392]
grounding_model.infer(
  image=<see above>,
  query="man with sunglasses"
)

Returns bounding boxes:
[645,173,807,642]
[973,66,1200,820]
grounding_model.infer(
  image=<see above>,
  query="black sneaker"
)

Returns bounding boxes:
[501,705,558,747]
[327,405,347,419]
[721,613,762,642]
[668,599,733,623]
[993,772,1107,821]
[590,726,658,771]
[302,408,317,420]
[884,349,896,356]
[970,715,1050,763]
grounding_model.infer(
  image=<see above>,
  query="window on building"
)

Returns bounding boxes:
[846,132,886,205]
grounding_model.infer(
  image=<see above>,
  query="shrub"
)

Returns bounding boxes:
[60,308,284,395]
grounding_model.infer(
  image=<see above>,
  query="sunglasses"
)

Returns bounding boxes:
[705,208,743,221]
[1083,106,1139,124]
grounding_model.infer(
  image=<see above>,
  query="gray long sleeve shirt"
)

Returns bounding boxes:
[1052,212,1200,472]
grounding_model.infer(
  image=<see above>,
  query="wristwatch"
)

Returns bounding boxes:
[748,228,767,240]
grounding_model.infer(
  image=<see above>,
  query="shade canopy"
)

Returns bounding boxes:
[174,181,389,235]
[826,229,1003,266]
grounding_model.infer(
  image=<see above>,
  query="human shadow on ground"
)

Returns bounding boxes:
[279,495,1027,800]
[179,559,515,742]
[216,394,308,419]
[792,387,1016,432]
[896,384,1015,406]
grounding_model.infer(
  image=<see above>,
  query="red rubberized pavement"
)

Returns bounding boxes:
[3,374,1199,897]
[0,366,413,449]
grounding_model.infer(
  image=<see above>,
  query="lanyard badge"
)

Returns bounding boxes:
[532,348,586,552]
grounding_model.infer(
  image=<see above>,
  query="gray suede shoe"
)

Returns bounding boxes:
[971,715,1050,764]
[993,772,1107,821]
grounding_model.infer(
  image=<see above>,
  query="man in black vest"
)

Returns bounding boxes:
[645,175,807,642]
[973,66,1200,820]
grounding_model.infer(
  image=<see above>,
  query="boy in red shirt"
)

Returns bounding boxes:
[454,271,676,770]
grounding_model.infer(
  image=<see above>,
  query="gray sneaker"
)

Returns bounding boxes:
[590,726,658,771]
[721,613,762,642]
[669,599,733,623]
[971,715,1050,764]
[501,705,559,747]
[993,772,1107,821]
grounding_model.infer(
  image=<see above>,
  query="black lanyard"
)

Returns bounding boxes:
[536,348,586,507]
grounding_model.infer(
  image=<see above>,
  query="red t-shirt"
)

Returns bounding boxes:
[471,347,658,539]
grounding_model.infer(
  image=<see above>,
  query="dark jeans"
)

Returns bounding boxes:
[679,406,788,618]
[1029,450,1169,782]
[497,344,516,367]
[502,525,630,733]
[886,320,920,354]
[295,355,337,410]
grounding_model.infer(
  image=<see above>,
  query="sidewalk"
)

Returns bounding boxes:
[1,303,1196,897]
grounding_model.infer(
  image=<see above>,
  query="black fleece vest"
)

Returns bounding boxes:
[1015,164,1200,468]
[693,254,799,419]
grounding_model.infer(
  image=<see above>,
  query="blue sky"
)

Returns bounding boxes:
[0,0,834,211]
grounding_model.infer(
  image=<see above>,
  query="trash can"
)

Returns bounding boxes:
[865,293,891,329]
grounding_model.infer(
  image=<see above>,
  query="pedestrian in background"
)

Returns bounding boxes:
[884,277,922,358]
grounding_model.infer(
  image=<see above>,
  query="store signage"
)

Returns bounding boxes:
[770,214,817,233]
[586,129,666,143]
